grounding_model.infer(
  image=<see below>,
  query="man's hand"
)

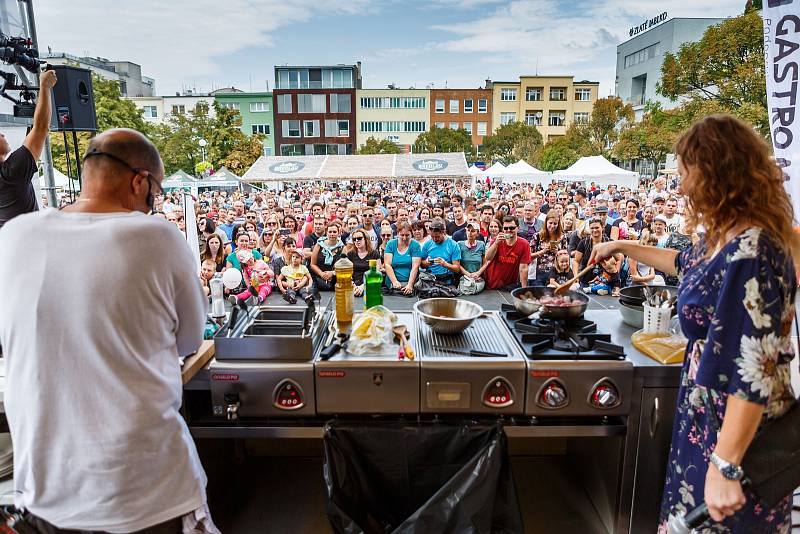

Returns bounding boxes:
[40,69,57,90]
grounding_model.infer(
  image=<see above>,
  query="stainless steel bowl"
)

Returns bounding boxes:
[618,301,644,329]
[413,298,484,335]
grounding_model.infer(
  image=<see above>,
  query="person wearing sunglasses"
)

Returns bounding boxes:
[483,216,530,291]
[0,129,219,532]
[346,229,382,297]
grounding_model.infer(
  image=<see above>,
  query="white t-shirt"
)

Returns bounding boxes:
[662,213,684,234]
[0,209,208,532]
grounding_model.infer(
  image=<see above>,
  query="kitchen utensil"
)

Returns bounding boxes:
[510,286,589,320]
[432,346,507,358]
[618,300,645,329]
[554,262,595,295]
[618,285,678,307]
[393,324,415,360]
[413,298,484,335]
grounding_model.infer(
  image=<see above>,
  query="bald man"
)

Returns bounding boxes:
[0,129,218,532]
[0,68,57,229]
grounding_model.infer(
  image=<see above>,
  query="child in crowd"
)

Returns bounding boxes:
[547,249,576,289]
[199,259,216,298]
[278,249,314,305]
[583,256,621,296]
[229,249,274,305]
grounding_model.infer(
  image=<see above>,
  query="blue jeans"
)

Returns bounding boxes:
[588,283,612,294]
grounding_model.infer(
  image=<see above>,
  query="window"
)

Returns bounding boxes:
[359,121,427,133]
[478,98,487,113]
[548,111,566,127]
[337,120,349,136]
[525,88,543,101]
[449,100,459,113]
[500,112,516,125]
[549,87,566,101]
[573,112,589,124]
[281,144,303,156]
[252,124,271,135]
[297,94,326,113]
[435,99,445,113]
[143,106,157,118]
[435,122,445,128]
[575,88,591,101]
[477,122,487,136]
[219,102,239,111]
[282,120,301,137]
[500,88,517,101]
[171,105,185,115]
[249,101,270,112]
[463,122,473,135]
[263,145,272,156]
[277,68,354,89]
[277,94,292,113]
[360,96,426,108]
[449,122,459,130]
[329,94,351,113]
[624,43,658,69]
[309,68,322,89]
[303,120,320,137]
[464,99,473,113]
[525,111,542,126]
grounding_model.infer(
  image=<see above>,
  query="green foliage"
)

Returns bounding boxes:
[358,136,402,154]
[582,96,635,156]
[223,134,264,176]
[412,126,473,156]
[657,10,768,136]
[481,121,543,165]
[614,106,682,178]
[536,137,580,172]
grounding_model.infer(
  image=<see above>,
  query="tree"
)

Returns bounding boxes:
[582,96,635,156]
[536,137,580,172]
[358,136,402,154]
[224,134,264,175]
[614,105,681,178]
[658,10,768,136]
[481,121,543,165]
[412,126,473,156]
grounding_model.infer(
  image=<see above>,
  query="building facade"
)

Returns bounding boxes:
[491,76,599,142]
[214,90,275,155]
[44,52,155,97]
[428,87,493,155]
[273,64,362,156]
[615,17,725,119]
[129,94,216,125]
[356,88,429,153]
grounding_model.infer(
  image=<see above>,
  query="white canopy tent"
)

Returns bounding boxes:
[503,160,552,185]
[201,166,242,189]
[483,161,506,179]
[161,169,199,195]
[241,153,469,182]
[468,164,485,189]
[554,156,639,188]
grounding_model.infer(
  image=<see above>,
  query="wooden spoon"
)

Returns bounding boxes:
[554,262,595,296]
[393,325,415,360]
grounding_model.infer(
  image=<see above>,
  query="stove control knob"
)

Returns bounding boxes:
[482,377,514,408]
[273,379,305,411]
[589,380,621,409]
[538,380,568,409]
[223,393,240,421]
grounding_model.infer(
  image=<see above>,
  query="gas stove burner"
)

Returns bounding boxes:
[519,317,598,335]
[520,331,625,360]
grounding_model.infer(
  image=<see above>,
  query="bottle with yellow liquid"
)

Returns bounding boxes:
[334,256,354,328]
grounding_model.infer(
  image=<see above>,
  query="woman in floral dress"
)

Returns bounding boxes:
[591,115,800,533]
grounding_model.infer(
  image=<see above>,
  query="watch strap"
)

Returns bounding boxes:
[711,452,744,481]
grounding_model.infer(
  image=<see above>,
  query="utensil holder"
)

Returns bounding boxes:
[643,304,671,334]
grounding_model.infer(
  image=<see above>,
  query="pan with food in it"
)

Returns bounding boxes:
[510,286,589,319]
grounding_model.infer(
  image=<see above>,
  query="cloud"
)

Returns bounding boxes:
[34,0,377,93]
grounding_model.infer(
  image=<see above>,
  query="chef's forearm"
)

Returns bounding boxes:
[714,396,764,464]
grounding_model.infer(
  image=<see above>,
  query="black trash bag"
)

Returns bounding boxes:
[414,272,460,299]
[323,421,523,534]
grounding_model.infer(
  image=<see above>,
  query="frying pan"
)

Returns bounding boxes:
[510,286,589,319]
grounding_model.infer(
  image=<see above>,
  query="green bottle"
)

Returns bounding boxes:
[364,259,383,309]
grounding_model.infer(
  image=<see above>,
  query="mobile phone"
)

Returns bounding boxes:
[279,228,290,236]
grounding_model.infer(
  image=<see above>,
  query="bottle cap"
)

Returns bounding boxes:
[369,259,377,268]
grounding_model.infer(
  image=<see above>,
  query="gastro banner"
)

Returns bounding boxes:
[763,1,800,220]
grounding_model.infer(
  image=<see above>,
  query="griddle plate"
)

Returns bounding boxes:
[417,314,514,358]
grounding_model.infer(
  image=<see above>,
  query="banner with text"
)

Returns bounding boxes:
[763,1,800,220]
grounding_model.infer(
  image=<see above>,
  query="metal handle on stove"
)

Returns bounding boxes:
[649,396,660,438]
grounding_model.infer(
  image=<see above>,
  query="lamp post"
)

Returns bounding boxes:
[198,138,207,162]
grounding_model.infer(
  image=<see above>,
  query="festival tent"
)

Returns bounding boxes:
[161,169,198,190]
[49,167,80,190]
[468,164,485,189]
[483,161,506,179]
[241,153,469,182]
[201,166,242,188]
[503,160,552,185]
[553,155,639,188]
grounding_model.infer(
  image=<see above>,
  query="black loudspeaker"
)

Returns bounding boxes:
[49,65,97,132]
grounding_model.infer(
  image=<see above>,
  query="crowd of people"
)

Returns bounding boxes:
[150,173,691,302]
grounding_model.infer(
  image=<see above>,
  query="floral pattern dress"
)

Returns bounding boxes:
[657,228,797,533]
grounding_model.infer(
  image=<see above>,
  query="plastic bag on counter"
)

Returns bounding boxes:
[323,421,523,534]
[632,329,688,365]
[346,305,397,355]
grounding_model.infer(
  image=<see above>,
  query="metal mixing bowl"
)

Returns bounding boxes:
[618,300,645,329]
[413,298,484,335]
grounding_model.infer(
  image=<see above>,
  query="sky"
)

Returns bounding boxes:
[31,0,746,97]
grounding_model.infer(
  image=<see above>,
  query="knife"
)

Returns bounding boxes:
[434,346,507,358]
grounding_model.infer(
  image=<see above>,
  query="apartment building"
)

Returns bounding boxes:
[273,64,361,156]
[429,87,493,155]
[356,88,429,153]
[44,52,155,97]
[214,90,275,155]
[491,76,599,142]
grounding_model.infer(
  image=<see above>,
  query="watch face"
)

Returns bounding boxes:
[722,464,742,480]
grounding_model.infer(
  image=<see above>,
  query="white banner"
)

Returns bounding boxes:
[763,2,800,221]
[183,192,201,275]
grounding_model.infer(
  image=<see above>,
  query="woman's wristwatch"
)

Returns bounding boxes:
[710,452,745,481]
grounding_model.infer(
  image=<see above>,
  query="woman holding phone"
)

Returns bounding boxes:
[529,211,568,286]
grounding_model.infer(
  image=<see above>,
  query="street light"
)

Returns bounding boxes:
[198,138,207,162]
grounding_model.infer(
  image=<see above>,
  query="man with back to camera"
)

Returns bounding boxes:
[0,128,219,533]
[0,68,57,230]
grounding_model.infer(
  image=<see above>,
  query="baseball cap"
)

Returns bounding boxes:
[653,195,666,202]
[654,214,668,224]
[429,219,446,232]
[595,205,609,213]
[466,221,481,231]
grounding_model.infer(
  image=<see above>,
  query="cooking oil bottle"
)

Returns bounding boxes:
[334,256,354,328]
[364,259,383,309]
